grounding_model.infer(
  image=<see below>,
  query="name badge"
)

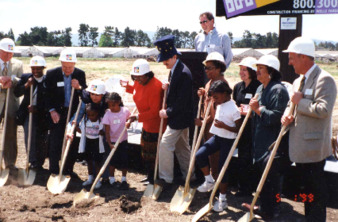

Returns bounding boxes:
[57,81,64,87]
[113,119,121,124]
[305,89,313,96]
[245,93,252,99]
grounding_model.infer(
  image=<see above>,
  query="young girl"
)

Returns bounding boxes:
[79,103,105,189]
[102,92,131,190]
[195,80,241,212]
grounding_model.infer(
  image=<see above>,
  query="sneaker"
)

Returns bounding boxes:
[94,180,102,189]
[213,199,228,212]
[119,181,129,190]
[109,177,115,185]
[82,178,94,186]
[197,180,215,192]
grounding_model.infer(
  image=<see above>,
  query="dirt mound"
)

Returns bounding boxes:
[119,195,141,213]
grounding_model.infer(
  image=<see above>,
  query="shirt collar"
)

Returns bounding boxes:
[171,58,179,74]
[304,64,317,83]
[204,27,216,35]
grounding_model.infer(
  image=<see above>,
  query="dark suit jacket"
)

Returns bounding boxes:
[45,67,86,125]
[166,60,193,129]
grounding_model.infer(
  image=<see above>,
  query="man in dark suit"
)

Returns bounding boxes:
[282,37,337,222]
[154,35,193,185]
[14,56,48,169]
[45,49,87,175]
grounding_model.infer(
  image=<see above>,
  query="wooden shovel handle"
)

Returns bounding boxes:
[191,95,203,159]
[61,87,75,158]
[0,88,11,172]
[26,85,33,169]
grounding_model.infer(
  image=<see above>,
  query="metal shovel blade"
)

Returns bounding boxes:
[47,174,71,194]
[237,212,252,222]
[143,183,154,197]
[151,184,163,200]
[73,189,98,206]
[0,168,9,187]
[191,203,213,222]
[17,168,36,186]
[170,186,196,213]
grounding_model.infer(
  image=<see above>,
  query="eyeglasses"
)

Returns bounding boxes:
[200,20,208,24]
[204,66,215,71]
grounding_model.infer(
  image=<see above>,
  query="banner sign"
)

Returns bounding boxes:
[218,0,338,18]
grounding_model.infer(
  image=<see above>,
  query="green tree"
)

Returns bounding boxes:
[78,23,89,46]
[121,27,136,47]
[17,31,31,45]
[63,27,72,46]
[154,27,172,41]
[7,28,15,40]
[89,27,99,46]
[98,26,114,47]
[30,27,48,45]
[112,27,122,47]
[227,32,233,46]
[135,30,151,47]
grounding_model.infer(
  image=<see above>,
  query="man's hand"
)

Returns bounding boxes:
[159,109,168,118]
[281,114,294,126]
[162,81,169,90]
[197,87,205,97]
[25,77,34,89]
[50,110,60,124]
[71,79,81,90]
[0,76,12,89]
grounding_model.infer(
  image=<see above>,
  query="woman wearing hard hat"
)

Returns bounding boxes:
[14,56,48,169]
[195,51,228,181]
[121,59,163,184]
[242,55,290,220]
[232,57,260,196]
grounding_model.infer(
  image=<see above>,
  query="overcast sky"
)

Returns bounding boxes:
[1,0,337,42]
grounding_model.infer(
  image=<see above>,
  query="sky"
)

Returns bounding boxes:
[1,0,338,44]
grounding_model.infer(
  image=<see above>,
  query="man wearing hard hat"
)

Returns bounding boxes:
[14,56,48,169]
[0,38,23,170]
[282,37,337,221]
[45,48,87,176]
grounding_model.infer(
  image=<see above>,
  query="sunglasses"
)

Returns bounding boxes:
[200,20,208,24]
[204,66,216,71]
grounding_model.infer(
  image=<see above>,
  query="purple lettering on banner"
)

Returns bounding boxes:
[315,0,338,14]
[223,0,257,18]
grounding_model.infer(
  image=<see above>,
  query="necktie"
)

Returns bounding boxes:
[2,62,8,76]
[299,76,306,92]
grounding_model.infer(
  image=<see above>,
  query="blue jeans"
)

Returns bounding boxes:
[195,135,234,183]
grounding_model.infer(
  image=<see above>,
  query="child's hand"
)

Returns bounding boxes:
[194,118,202,126]
[109,143,115,150]
[197,87,205,97]
[162,81,169,90]
[214,119,226,129]
[126,121,131,129]
[66,133,74,141]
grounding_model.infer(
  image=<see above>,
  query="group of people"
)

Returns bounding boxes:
[0,11,336,222]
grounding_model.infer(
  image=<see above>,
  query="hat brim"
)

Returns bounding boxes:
[157,51,181,62]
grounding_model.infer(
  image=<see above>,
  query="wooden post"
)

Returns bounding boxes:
[278,14,303,83]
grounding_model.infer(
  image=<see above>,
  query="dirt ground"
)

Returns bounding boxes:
[0,59,338,222]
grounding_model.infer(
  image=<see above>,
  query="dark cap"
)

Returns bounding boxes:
[153,35,181,62]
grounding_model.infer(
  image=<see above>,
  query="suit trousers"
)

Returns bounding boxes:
[2,116,18,168]
[159,126,191,183]
[296,160,327,222]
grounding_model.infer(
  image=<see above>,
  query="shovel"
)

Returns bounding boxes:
[47,100,82,194]
[190,95,203,160]
[18,85,36,186]
[0,86,10,186]
[61,87,75,157]
[192,94,258,222]
[143,89,167,200]
[170,98,211,214]
[238,95,298,222]
[73,107,137,206]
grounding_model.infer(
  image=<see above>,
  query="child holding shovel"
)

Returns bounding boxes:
[102,92,131,190]
[195,80,241,212]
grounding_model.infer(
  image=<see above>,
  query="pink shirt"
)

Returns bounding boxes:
[102,107,130,143]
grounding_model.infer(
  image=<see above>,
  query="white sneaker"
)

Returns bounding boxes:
[82,177,94,186]
[213,198,228,212]
[197,180,215,192]
[94,180,102,189]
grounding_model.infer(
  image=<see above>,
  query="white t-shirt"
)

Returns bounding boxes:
[210,100,241,139]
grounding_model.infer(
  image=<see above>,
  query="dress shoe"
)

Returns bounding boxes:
[140,177,148,183]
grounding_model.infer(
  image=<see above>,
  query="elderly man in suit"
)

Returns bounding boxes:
[45,48,86,176]
[154,35,193,185]
[282,37,337,222]
[0,38,23,170]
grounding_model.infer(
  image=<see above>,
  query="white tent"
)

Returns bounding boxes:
[255,48,278,56]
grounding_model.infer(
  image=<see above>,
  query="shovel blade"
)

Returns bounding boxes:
[0,168,9,187]
[177,188,196,214]
[151,184,163,200]
[170,186,196,214]
[17,168,36,186]
[237,212,252,222]
[47,174,71,194]
[73,189,97,206]
[143,184,154,197]
[191,203,212,222]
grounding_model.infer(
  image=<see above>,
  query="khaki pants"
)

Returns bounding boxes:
[159,126,191,183]
[2,116,18,168]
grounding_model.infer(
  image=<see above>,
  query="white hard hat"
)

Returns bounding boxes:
[238,57,257,71]
[30,56,46,67]
[283,36,315,57]
[0,38,17,53]
[130,59,150,76]
[59,48,77,62]
[202,52,225,67]
[87,79,106,95]
[255,55,280,71]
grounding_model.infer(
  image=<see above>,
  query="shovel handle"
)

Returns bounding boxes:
[190,95,203,159]
[153,89,167,182]
[208,94,259,206]
[89,107,137,194]
[26,85,33,170]
[0,88,11,172]
[61,87,75,158]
